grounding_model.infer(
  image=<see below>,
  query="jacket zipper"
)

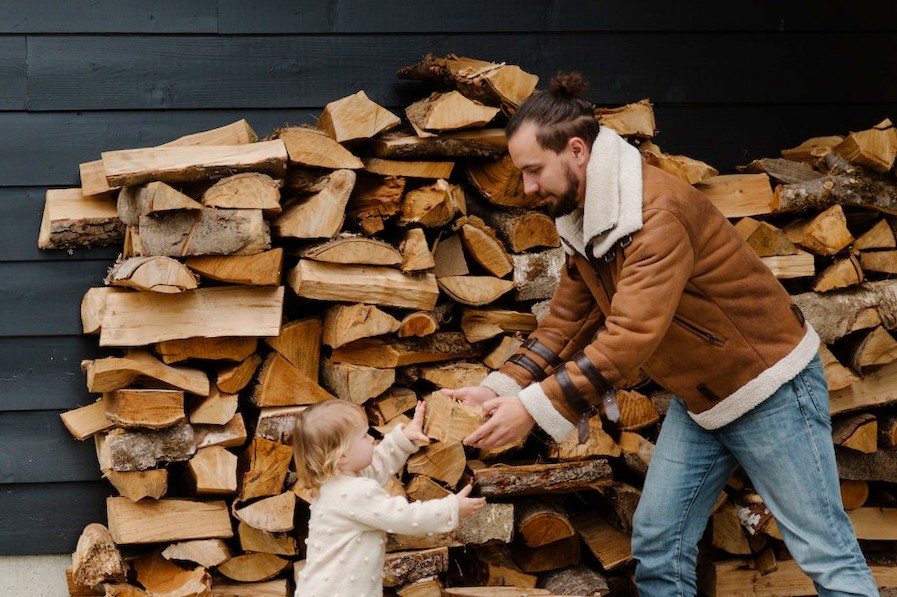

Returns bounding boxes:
[672,315,725,346]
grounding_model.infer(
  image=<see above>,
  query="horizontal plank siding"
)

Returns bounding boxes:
[0,412,100,484]
[0,0,217,33]
[0,36,25,109]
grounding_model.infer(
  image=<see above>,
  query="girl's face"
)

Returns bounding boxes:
[339,423,376,475]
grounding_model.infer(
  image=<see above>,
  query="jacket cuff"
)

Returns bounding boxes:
[481,371,524,397]
[519,383,575,443]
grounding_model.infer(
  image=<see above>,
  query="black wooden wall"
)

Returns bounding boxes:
[1,0,895,555]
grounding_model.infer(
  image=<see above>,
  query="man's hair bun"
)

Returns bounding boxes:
[549,71,588,99]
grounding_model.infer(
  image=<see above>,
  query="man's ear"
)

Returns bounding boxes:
[567,136,590,167]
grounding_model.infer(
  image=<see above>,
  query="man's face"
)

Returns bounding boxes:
[508,122,585,219]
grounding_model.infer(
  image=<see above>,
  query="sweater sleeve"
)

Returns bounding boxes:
[360,424,417,485]
[346,477,460,535]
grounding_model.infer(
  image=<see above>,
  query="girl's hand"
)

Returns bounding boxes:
[455,483,487,518]
[402,400,430,445]
[441,386,498,408]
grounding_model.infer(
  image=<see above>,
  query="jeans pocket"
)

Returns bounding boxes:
[796,358,831,426]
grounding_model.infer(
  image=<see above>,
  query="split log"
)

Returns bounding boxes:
[422,390,485,444]
[779,135,843,163]
[116,181,203,227]
[515,498,575,548]
[273,126,363,169]
[433,233,470,278]
[833,118,897,173]
[238,522,298,556]
[201,172,281,216]
[595,98,656,139]
[840,479,870,510]
[71,523,127,589]
[321,358,396,404]
[832,413,878,453]
[104,388,185,429]
[103,469,167,502]
[855,218,897,250]
[98,285,284,346]
[819,342,859,391]
[460,309,537,343]
[288,260,439,310]
[510,534,580,573]
[390,503,514,550]
[469,545,538,589]
[396,577,443,597]
[238,436,293,501]
[617,431,654,479]
[135,207,271,257]
[693,173,776,218]
[364,157,455,180]
[303,235,402,266]
[639,141,718,185]
[331,332,480,368]
[186,446,238,496]
[38,188,123,250]
[133,551,211,597]
[616,389,660,431]
[399,179,465,228]
[367,387,418,426]
[456,216,513,277]
[194,413,247,449]
[443,589,550,597]
[400,227,436,272]
[406,441,467,486]
[82,349,209,396]
[760,251,815,279]
[251,352,334,407]
[437,275,516,306]
[106,497,233,544]
[403,361,490,390]
[156,336,258,365]
[836,445,897,483]
[860,249,897,274]
[483,336,524,370]
[216,353,263,394]
[383,547,450,588]
[104,422,196,472]
[185,248,284,286]
[397,311,439,338]
[323,303,400,349]
[162,539,232,568]
[396,53,538,113]
[405,91,500,134]
[254,406,304,445]
[217,553,291,583]
[346,173,406,234]
[512,248,564,302]
[81,286,127,334]
[210,579,290,597]
[830,360,897,415]
[540,564,611,597]
[232,491,296,533]
[791,280,897,344]
[711,500,753,556]
[316,90,400,143]
[370,128,507,160]
[547,416,622,461]
[102,140,288,187]
[465,155,538,209]
[734,217,800,257]
[273,169,355,239]
[844,325,897,371]
[880,412,897,447]
[813,254,862,292]
[573,509,633,571]
[61,399,114,441]
[470,459,613,497]
[783,204,853,256]
[738,156,823,185]
[264,317,321,377]
[480,207,559,254]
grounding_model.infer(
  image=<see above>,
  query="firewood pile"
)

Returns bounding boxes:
[41,52,897,596]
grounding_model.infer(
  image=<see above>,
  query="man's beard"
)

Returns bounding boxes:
[540,164,580,219]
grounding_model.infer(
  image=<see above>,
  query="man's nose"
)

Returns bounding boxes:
[522,175,538,195]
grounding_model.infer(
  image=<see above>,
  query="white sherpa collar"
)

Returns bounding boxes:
[555,126,644,259]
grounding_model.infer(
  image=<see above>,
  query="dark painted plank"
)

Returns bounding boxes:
[0,1,216,33]
[0,187,120,262]
[0,36,25,109]
[0,336,105,411]
[25,33,897,111]
[0,260,109,336]
[0,109,316,187]
[0,411,99,483]
[218,0,897,33]
[0,481,110,555]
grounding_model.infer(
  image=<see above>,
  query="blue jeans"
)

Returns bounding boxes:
[631,355,878,596]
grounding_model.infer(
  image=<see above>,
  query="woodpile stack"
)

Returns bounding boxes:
[42,52,897,596]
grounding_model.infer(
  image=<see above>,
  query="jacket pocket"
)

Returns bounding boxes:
[672,315,726,346]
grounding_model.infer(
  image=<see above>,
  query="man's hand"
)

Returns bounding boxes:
[442,386,497,408]
[402,400,431,445]
[463,396,535,449]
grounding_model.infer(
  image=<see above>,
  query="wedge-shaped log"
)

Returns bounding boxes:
[251,352,334,407]
[400,227,436,272]
[60,399,114,441]
[547,416,622,461]
[104,388,185,429]
[465,155,538,208]
[783,204,853,256]
[189,389,239,426]
[734,217,799,257]
[102,140,288,187]
[406,90,500,134]
[574,510,633,571]
[274,169,355,239]
[422,390,485,444]
[331,333,480,368]
[288,260,439,310]
[323,303,401,349]
[321,359,395,404]
[217,353,263,394]
[813,254,862,292]
[156,336,257,364]
[117,181,203,226]
[238,522,298,556]
[106,497,233,544]
[186,248,283,286]
[275,125,363,169]
[595,98,656,139]
[238,437,294,502]
[303,235,402,266]
[363,157,454,180]
[71,523,127,588]
[162,539,231,568]
[233,491,296,533]
[317,90,401,143]
[81,286,127,335]
[460,309,537,343]
[104,469,167,502]
[99,286,284,347]
[188,446,238,496]
[202,172,281,213]
[437,275,515,306]
[457,216,513,277]
[38,188,123,250]
[694,173,776,218]
[264,317,321,377]
[217,553,290,583]
[104,255,199,293]
[82,350,209,395]
[370,128,507,160]
[481,207,559,254]
[407,441,466,486]
[134,552,211,596]
[346,172,405,234]
[398,179,465,228]
[834,118,897,173]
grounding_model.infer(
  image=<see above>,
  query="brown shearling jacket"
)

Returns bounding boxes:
[490,163,816,440]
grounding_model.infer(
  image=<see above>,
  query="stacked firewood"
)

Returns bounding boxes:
[43,52,897,596]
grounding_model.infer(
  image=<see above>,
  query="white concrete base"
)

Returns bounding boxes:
[0,554,71,597]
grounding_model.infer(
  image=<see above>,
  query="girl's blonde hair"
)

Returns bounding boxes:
[293,399,367,496]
